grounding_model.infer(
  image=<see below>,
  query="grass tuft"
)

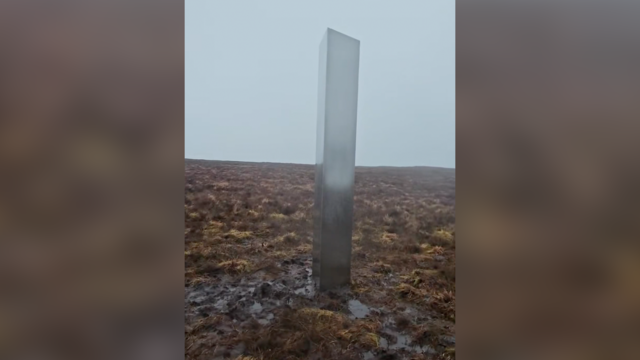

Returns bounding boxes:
[224,229,253,240]
[218,259,251,274]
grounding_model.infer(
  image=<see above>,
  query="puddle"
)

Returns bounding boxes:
[348,300,370,319]
[381,328,437,355]
[387,330,411,350]
[402,306,418,319]
[440,335,455,346]
[257,313,275,326]
[249,302,263,314]
[187,290,208,305]
[294,283,315,296]
[214,300,229,312]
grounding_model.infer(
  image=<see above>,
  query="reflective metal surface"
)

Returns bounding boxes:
[313,28,360,291]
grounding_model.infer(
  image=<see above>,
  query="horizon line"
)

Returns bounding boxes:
[185,158,455,170]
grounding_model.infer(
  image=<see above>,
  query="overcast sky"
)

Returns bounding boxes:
[186,0,455,168]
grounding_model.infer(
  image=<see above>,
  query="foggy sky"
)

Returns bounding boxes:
[186,0,454,168]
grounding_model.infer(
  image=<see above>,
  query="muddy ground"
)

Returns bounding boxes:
[185,160,455,360]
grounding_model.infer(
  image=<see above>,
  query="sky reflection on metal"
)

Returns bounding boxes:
[313,29,360,291]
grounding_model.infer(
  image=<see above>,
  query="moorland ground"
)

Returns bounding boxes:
[185,160,455,360]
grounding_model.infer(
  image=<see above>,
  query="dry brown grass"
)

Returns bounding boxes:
[218,260,251,274]
[239,307,382,359]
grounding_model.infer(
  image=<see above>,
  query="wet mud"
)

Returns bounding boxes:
[186,255,454,359]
